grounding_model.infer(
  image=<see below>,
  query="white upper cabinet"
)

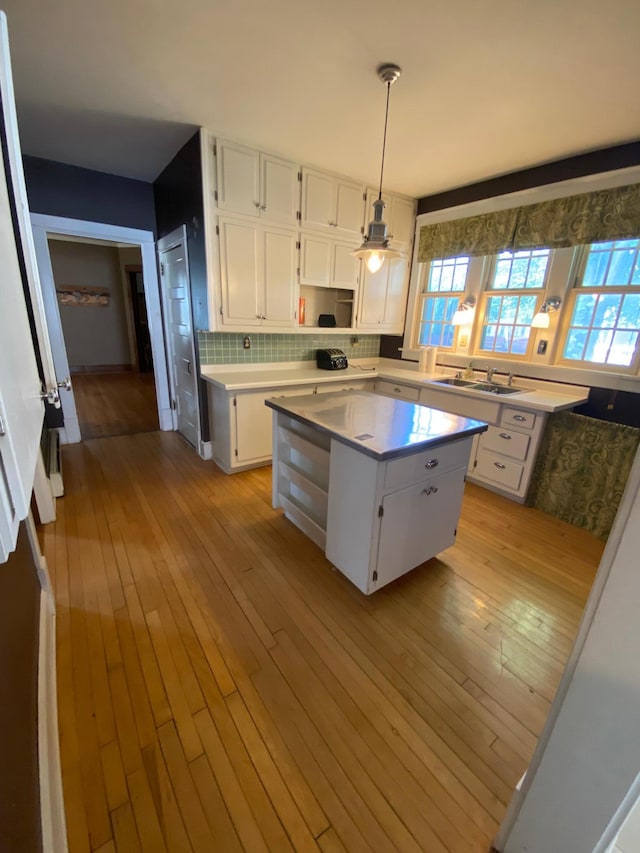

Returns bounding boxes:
[357,255,410,333]
[218,216,297,328]
[301,167,366,238]
[364,188,417,251]
[216,139,299,226]
[300,234,360,290]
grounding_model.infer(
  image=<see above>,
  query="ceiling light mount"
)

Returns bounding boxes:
[352,62,403,274]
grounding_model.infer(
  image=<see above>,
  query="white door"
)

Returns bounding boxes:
[334,179,366,237]
[301,168,335,230]
[300,234,331,286]
[331,242,360,290]
[159,228,199,449]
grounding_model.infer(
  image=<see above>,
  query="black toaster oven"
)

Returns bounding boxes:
[316,348,348,370]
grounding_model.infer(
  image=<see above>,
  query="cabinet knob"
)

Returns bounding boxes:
[254,201,261,208]
[513,415,526,422]
[424,459,439,469]
[421,485,439,495]
[494,462,506,469]
[260,204,267,212]
[498,432,512,440]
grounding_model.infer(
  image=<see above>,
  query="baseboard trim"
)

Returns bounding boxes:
[199,440,212,460]
[38,590,67,853]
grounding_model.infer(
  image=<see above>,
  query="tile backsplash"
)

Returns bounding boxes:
[198,332,380,365]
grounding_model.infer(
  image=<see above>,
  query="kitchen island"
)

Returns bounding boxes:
[266,390,487,594]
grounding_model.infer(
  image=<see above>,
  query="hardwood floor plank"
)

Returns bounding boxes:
[48,434,601,853]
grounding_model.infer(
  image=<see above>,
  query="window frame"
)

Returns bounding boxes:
[556,242,640,374]
[473,249,551,360]
[412,254,471,352]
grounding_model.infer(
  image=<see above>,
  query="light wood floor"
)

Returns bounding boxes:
[72,372,159,440]
[42,431,603,853]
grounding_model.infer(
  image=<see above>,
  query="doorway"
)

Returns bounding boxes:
[30,214,172,444]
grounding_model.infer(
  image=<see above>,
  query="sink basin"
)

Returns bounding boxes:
[469,382,524,395]
[434,377,478,387]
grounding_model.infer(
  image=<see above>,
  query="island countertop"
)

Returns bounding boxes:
[265,390,488,461]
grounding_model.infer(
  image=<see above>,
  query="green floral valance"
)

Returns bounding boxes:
[418,182,640,262]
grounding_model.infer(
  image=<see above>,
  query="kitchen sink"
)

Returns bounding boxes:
[434,377,478,387]
[469,382,524,395]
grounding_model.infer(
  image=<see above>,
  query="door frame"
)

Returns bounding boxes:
[157,225,201,449]
[30,213,172,443]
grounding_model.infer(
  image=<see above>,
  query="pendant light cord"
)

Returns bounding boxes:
[378,80,391,201]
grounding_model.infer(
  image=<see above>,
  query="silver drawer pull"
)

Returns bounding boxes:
[421,485,439,495]
[424,459,439,469]
[499,432,512,440]
[494,462,506,469]
[393,387,402,393]
[513,415,526,422]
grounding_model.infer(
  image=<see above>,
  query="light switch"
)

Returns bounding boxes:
[537,339,548,355]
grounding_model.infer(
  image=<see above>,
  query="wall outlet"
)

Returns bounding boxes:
[537,339,548,355]
[351,336,359,347]
[243,336,251,349]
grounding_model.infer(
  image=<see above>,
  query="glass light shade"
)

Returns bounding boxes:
[531,311,550,329]
[452,307,474,326]
[366,252,384,273]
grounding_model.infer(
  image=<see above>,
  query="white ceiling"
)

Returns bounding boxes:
[3,0,640,198]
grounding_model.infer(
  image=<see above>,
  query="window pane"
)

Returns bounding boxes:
[486,296,501,323]
[608,331,638,366]
[583,250,608,287]
[433,297,446,321]
[516,295,537,324]
[422,299,434,322]
[573,293,597,326]
[481,325,497,350]
[494,325,513,353]
[440,264,454,292]
[430,325,443,346]
[593,293,622,328]
[563,328,588,360]
[490,249,549,290]
[606,248,636,286]
[585,329,613,363]
[418,295,459,350]
[426,256,469,293]
[442,325,455,348]
[619,294,640,329]
[511,327,531,355]
[499,295,518,323]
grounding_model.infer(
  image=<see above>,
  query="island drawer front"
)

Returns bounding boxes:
[481,426,530,461]
[376,380,420,402]
[475,451,524,491]
[384,437,471,491]
[501,407,536,431]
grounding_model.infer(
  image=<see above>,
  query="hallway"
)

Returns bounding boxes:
[71,372,159,440]
[42,431,602,852]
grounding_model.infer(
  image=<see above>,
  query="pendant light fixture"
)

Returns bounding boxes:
[352,63,402,274]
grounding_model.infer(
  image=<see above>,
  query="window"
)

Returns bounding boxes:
[416,255,469,349]
[478,249,550,356]
[561,240,640,369]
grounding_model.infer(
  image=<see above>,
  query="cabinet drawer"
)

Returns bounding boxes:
[474,451,524,492]
[481,426,530,461]
[384,438,471,491]
[501,407,536,431]
[375,380,420,402]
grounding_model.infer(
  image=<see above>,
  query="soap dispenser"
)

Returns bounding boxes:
[463,361,474,379]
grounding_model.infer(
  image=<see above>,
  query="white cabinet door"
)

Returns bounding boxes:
[301,168,334,229]
[358,256,409,332]
[302,168,365,237]
[376,468,466,589]
[332,241,360,290]
[235,392,273,463]
[218,218,261,326]
[335,179,365,236]
[260,153,299,225]
[262,227,297,327]
[216,140,261,217]
[300,234,331,286]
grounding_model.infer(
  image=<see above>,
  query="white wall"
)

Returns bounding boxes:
[48,239,133,369]
[502,448,640,851]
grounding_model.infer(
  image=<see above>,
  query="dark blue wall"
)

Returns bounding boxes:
[23,155,156,234]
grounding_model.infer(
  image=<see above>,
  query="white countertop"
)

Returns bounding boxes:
[265,390,487,460]
[201,359,590,413]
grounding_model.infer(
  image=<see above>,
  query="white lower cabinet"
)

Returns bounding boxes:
[271,405,474,594]
[374,379,420,402]
[208,380,374,473]
[417,387,546,502]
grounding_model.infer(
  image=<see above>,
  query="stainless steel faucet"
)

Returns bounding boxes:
[486,367,497,382]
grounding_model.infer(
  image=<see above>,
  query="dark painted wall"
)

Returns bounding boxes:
[23,155,156,234]
[0,524,42,852]
[153,131,210,441]
[381,142,640,362]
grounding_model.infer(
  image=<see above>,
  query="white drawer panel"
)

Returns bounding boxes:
[501,407,536,431]
[419,387,500,424]
[376,380,420,402]
[384,437,471,491]
[475,451,524,492]
[481,426,530,461]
